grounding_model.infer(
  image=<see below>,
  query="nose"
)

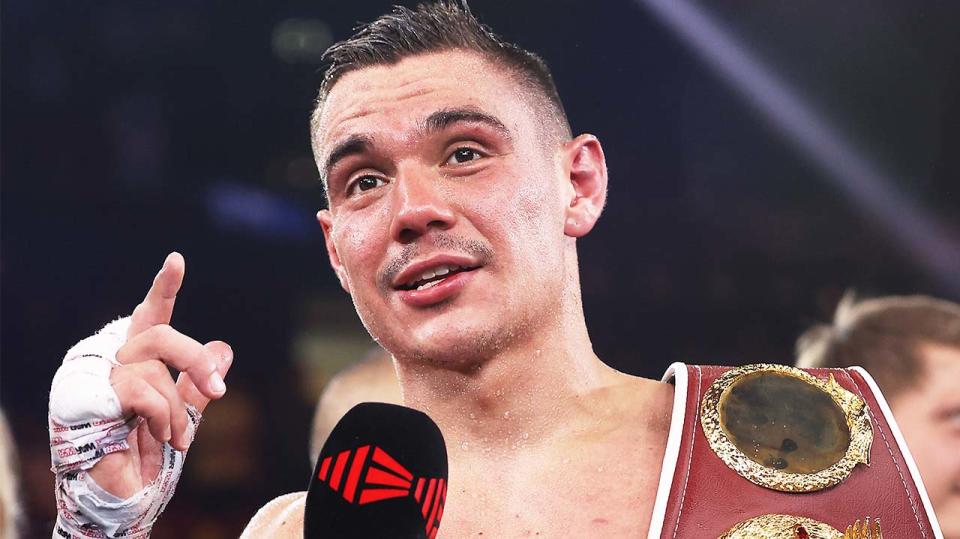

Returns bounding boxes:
[389,166,457,243]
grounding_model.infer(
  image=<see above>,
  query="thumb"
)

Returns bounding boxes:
[176,340,233,413]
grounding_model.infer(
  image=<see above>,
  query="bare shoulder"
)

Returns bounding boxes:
[565,371,674,445]
[315,349,400,422]
[606,371,675,431]
[310,348,402,463]
[326,348,399,402]
[240,491,307,539]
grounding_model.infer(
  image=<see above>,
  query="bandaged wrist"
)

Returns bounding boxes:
[49,317,131,473]
[53,407,199,539]
[49,317,199,538]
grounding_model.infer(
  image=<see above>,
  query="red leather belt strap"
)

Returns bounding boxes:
[654,364,942,538]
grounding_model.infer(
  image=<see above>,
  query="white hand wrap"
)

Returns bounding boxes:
[49,317,199,538]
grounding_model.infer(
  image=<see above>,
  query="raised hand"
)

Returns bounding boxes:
[49,252,233,537]
[90,252,233,496]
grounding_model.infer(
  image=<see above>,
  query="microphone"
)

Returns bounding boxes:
[304,402,449,539]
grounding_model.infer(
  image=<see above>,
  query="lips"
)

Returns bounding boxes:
[391,255,481,291]
[391,255,482,307]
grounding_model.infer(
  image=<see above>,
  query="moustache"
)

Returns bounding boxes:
[379,233,494,289]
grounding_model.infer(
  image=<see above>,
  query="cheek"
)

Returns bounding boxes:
[331,211,397,340]
[504,175,566,256]
[333,207,392,284]
[898,419,960,487]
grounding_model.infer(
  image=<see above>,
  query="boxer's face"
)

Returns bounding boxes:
[890,343,960,538]
[313,50,596,366]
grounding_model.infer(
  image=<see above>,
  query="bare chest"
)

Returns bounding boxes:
[438,437,664,538]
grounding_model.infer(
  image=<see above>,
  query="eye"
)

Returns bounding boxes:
[445,147,483,165]
[348,175,385,196]
[946,408,960,429]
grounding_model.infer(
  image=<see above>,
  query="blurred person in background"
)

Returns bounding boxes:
[797,293,960,538]
[308,347,400,468]
[1,409,23,539]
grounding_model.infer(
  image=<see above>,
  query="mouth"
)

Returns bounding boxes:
[395,263,480,291]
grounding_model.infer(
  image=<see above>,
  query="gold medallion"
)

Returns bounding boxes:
[720,514,882,539]
[720,514,841,538]
[701,364,873,492]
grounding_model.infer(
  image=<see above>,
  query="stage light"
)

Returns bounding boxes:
[636,0,960,295]
[272,18,333,64]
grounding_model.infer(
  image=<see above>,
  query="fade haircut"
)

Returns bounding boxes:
[796,293,960,398]
[309,1,572,166]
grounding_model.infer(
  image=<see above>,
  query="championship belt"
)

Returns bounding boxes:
[647,363,944,539]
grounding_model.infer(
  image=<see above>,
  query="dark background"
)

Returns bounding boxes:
[2,0,958,536]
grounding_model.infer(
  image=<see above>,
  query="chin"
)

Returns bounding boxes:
[392,316,519,369]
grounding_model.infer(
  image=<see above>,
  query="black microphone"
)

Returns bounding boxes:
[304,402,449,539]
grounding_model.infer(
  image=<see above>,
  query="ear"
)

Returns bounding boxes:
[562,134,608,237]
[316,210,351,294]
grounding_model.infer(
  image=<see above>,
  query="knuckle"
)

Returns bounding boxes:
[108,365,128,385]
[143,390,170,418]
[146,417,169,438]
[186,348,214,376]
[144,359,172,381]
[172,404,188,426]
[156,394,172,415]
[151,324,175,340]
[115,343,134,364]
[122,376,151,402]
[140,324,175,355]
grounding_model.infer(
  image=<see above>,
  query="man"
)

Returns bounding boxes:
[50,3,673,537]
[49,3,946,538]
[238,1,677,532]
[797,293,960,539]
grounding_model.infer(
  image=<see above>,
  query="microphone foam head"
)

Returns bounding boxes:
[304,402,448,539]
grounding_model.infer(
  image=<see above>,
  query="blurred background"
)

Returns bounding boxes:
[2,0,958,536]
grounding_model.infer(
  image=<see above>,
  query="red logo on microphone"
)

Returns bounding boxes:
[317,445,446,539]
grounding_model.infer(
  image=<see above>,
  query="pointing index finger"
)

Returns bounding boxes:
[128,252,185,339]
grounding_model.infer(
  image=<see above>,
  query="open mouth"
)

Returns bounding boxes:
[396,264,478,291]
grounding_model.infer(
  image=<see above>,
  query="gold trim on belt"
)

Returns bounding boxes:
[700,363,873,492]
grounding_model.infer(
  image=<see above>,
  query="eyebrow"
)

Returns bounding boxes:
[322,134,373,183]
[422,107,512,141]
[322,107,511,183]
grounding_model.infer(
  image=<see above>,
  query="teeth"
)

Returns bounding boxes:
[417,279,442,291]
[406,264,463,289]
[419,265,457,282]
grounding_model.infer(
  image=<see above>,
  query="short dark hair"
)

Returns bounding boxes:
[796,293,960,398]
[310,1,571,150]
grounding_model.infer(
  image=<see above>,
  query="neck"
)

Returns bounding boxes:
[394,304,616,460]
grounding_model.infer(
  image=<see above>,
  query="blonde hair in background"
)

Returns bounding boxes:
[796,291,960,398]
[0,409,21,539]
